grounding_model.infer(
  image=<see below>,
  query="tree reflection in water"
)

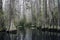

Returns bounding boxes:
[0,31,59,40]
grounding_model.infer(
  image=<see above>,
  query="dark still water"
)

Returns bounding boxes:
[0,31,60,40]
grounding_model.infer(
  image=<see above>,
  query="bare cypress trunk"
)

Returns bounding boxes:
[24,28,32,40]
[47,0,53,25]
[44,0,47,23]
[2,0,16,30]
[58,0,60,26]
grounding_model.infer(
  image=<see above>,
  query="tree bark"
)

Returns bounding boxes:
[58,0,60,26]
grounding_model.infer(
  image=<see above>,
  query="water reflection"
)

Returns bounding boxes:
[0,32,10,40]
[0,31,60,40]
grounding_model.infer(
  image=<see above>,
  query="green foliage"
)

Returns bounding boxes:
[15,19,25,30]
[0,10,3,17]
[0,10,6,31]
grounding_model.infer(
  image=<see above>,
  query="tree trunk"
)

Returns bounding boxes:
[58,0,60,26]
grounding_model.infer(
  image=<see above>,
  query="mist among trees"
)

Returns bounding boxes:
[0,0,59,40]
